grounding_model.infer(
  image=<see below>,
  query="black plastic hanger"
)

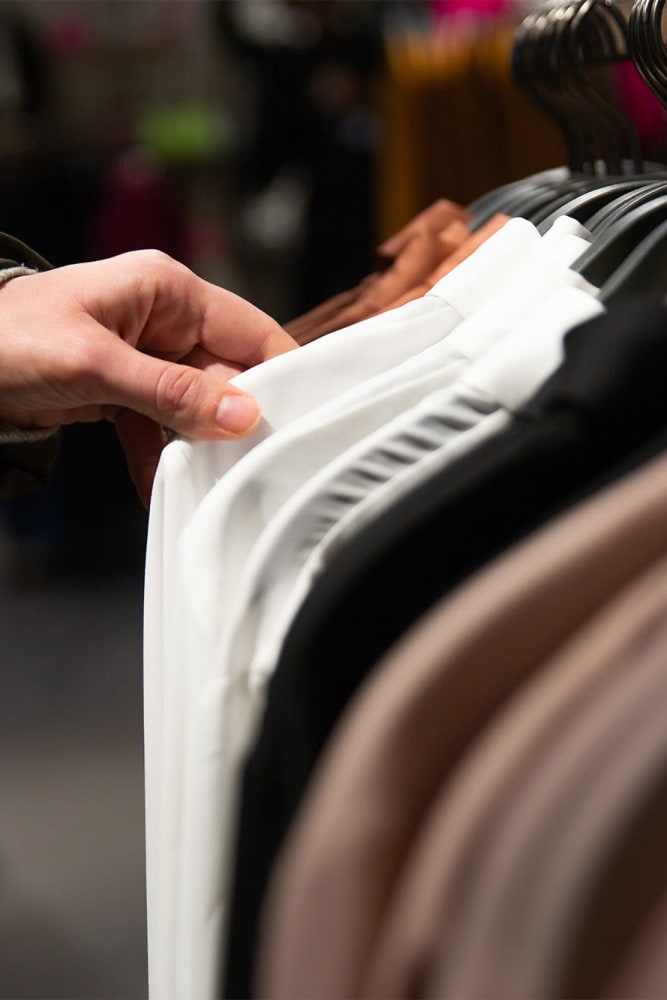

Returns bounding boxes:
[573,192,667,285]
[538,0,667,234]
[535,178,653,231]
[585,178,667,233]
[628,0,667,110]
[467,3,587,228]
[469,0,648,230]
[599,215,667,301]
[565,0,667,291]
[466,168,570,229]
[569,0,644,174]
[562,0,667,230]
[522,0,641,175]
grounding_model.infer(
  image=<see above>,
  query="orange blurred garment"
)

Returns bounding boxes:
[286,209,509,344]
[381,213,510,312]
[286,199,478,345]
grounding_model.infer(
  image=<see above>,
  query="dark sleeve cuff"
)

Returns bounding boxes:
[0,231,53,272]
[0,426,61,499]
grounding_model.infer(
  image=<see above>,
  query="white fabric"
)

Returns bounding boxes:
[179,287,603,989]
[143,213,539,1000]
[229,285,605,699]
[179,230,594,644]
[142,216,594,1000]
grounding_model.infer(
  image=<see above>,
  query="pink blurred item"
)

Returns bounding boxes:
[614,62,667,150]
[431,0,510,20]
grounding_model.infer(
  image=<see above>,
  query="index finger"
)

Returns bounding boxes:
[197,278,298,367]
[80,250,298,367]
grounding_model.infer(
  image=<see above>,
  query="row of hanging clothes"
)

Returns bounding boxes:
[374,0,567,234]
[143,1,667,998]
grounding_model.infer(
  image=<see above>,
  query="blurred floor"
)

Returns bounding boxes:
[0,564,148,1000]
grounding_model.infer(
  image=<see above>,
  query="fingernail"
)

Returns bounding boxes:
[216,393,260,434]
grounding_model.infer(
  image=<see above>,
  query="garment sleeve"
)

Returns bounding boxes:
[0,235,60,500]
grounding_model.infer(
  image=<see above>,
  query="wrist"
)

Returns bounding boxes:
[0,265,38,289]
[0,265,56,439]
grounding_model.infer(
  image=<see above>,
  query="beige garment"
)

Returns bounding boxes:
[435,566,667,1000]
[602,886,667,999]
[257,446,667,1000]
[366,553,667,999]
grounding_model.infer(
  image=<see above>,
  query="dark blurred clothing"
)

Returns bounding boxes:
[213,0,386,314]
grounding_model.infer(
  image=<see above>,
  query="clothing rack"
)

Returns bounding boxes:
[143,2,667,998]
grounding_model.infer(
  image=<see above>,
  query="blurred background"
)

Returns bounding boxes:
[0,1,664,997]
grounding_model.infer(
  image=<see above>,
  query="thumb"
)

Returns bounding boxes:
[103,339,261,439]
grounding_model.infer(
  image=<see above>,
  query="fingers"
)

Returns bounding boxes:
[94,249,298,367]
[193,280,298,367]
[0,253,295,490]
[100,336,261,441]
[115,409,166,509]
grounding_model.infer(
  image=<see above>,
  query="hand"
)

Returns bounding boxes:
[0,250,298,506]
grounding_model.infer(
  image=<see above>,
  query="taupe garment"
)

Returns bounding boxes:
[602,883,667,999]
[401,554,667,999]
[257,446,667,1000]
[437,573,667,999]
[363,548,667,998]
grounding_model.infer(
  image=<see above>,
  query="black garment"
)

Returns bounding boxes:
[222,298,667,999]
[212,2,386,317]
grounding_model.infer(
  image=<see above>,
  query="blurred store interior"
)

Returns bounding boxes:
[0,1,665,997]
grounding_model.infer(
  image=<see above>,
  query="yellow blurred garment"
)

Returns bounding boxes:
[376,19,565,239]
